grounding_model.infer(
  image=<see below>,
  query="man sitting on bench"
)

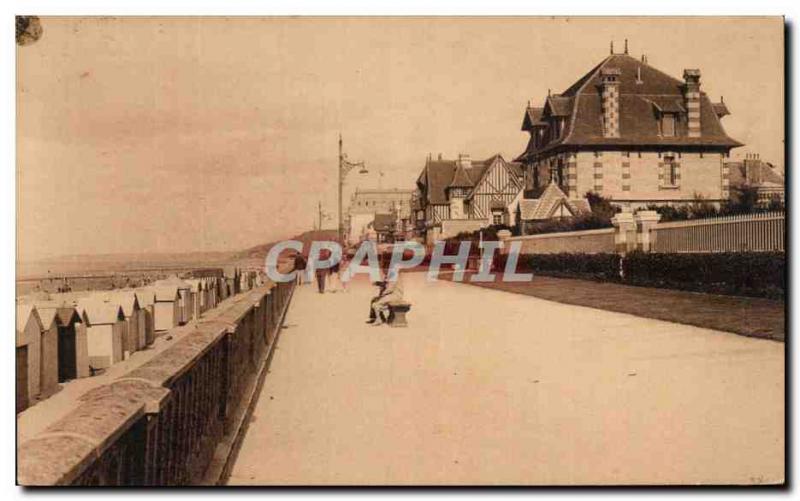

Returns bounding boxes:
[366,267,404,326]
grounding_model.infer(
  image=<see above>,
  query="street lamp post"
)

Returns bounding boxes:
[338,133,368,245]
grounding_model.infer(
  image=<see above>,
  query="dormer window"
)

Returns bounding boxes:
[661,113,677,137]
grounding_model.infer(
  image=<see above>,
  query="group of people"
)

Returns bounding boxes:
[291,249,404,327]
[292,251,348,294]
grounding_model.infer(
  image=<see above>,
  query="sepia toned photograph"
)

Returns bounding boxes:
[14,15,785,487]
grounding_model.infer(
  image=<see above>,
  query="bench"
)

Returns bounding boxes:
[387,301,412,328]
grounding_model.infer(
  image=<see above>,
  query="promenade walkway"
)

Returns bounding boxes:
[228,273,784,485]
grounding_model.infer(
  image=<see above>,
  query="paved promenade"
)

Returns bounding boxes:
[228,273,784,485]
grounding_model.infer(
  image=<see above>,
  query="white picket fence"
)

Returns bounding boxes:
[651,211,785,253]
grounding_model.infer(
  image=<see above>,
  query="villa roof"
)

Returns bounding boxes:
[517,53,742,161]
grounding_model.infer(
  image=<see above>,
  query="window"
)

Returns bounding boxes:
[552,159,565,189]
[492,212,503,225]
[668,162,678,185]
[662,155,679,187]
[661,113,676,137]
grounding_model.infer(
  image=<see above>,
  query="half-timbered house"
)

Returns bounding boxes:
[415,153,524,243]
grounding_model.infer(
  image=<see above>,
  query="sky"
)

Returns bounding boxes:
[17,16,783,260]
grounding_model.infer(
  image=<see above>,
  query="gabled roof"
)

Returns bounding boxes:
[545,95,573,116]
[151,286,181,302]
[17,304,43,347]
[36,307,59,329]
[34,305,81,327]
[101,291,141,317]
[727,160,785,187]
[448,164,474,188]
[518,53,742,161]
[522,106,546,131]
[518,199,541,220]
[134,289,157,307]
[75,299,124,326]
[17,304,41,333]
[418,154,525,206]
[518,183,591,221]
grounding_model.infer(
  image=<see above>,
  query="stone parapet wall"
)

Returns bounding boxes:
[17,280,295,486]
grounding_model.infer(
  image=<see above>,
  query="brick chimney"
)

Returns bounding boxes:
[744,153,762,185]
[683,69,702,138]
[599,68,621,138]
[456,153,471,170]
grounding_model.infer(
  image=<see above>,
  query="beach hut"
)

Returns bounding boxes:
[16,305,43,413]
[151,286,181,332]
[154,276,193,324]
[134,289,157,346]
[37,306,89,382]
[204,277,218,308]
[32,307,60,397]
[76,299,126,370]
[185,279,206,319]
[104,291,145,357]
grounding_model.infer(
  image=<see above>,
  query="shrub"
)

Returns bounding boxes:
[622,251,785,299]
[499,251,784,299]
[514,253,622,281]
[646,186,785,222]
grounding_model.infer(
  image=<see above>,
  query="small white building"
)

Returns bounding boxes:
[36,305,90,382]
[133,289,157,346]
[104,291,145,358]
[149,286,182,332]
[76,299,126,370]
[16,304,43,412]
[153,276,193,324]
[32,307,62,397]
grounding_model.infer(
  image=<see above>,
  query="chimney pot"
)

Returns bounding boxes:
[624,39,629,54]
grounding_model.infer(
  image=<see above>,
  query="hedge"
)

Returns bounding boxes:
[500,251,784,299]
[498,252,622,282]
[622,251,785,299]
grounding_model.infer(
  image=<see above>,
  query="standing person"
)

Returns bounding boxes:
[338,252,350,292]
[313,248,330,294]
[328,260,343,293]
[293,252,308,285]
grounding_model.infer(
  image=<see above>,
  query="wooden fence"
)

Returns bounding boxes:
[651,212,785,253]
